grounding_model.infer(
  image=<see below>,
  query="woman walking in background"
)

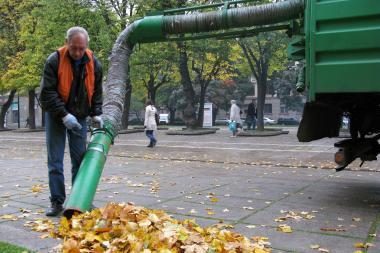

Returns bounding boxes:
[229,100,242,137]
[144,100,158,147]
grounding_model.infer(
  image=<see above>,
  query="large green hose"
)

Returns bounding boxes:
[163,0,303,34]
[63,124,116,218]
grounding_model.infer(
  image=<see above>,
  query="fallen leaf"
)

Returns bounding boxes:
[210,197,219,203]
[354,242,365,248]
[39,234,49,239]
[277,224,292,233]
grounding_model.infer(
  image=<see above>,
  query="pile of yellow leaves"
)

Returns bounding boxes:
[52,202,271,253]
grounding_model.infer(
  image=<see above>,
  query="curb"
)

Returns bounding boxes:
[166,129,217,135]
[237,130,288,137]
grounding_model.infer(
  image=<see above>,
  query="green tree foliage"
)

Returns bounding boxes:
[130,42,178,105]
[188,39,238,126]
[0,0,35,128]
[0,0,33,91]
[91,0,149,30]
[129,93,145,122]
[208,78,253,113]
[157,83,182,123]
[2,0,116,92]
[1,0,116,128]
[268,62,304,112]
[237,31,289,130]
[92,0,161,129]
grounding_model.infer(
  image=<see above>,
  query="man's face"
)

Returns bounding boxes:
[67,33,87,60]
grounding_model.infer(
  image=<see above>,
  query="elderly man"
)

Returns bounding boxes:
[39,27,103,216]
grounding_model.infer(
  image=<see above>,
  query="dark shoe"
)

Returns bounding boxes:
[152,140,157,147]
[46,203,63,217]
[147,143,153,148]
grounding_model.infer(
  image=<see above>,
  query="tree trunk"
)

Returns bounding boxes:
[35,93,45,127]
[149,91,156,105]
[177,42,197,128]
[28,89,36,129]
[197,86,206,127]
[212,106,218,126]
[0,89,16,129]
[169,108,176,124]
[256,76,267,131]
[122,83,132,129]
[148,80,156,105]
[41,109,45,127]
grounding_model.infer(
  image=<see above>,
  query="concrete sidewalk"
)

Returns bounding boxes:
[0,128,379,252]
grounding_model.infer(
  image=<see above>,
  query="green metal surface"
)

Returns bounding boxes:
[306,0,380,100]
[165,24,290,42]
[129,0,303,44]
[157,0,259,15]
[63,122,116,218]
[288,35,305,61]
[128,16,165,44]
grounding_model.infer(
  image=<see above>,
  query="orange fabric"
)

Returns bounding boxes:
[57,46,95,105]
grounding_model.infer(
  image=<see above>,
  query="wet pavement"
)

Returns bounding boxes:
[0,126,379,252]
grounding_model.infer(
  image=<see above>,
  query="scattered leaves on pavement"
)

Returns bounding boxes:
[275,210,315,222]
[24,218,56,232]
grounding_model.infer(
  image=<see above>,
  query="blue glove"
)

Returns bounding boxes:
[62,113,82,130]
[91,116,104,128]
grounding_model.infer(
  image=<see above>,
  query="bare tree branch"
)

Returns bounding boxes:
[238,40,258,79]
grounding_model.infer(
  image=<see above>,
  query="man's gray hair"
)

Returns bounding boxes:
[66,26,90,43]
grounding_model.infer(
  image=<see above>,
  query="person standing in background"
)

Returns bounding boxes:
[144,100,158,147]
[246,100,257,130]
[229,100,242,137]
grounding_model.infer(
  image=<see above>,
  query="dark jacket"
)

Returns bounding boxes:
[247,102,256,118]
[39,51,103,119]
